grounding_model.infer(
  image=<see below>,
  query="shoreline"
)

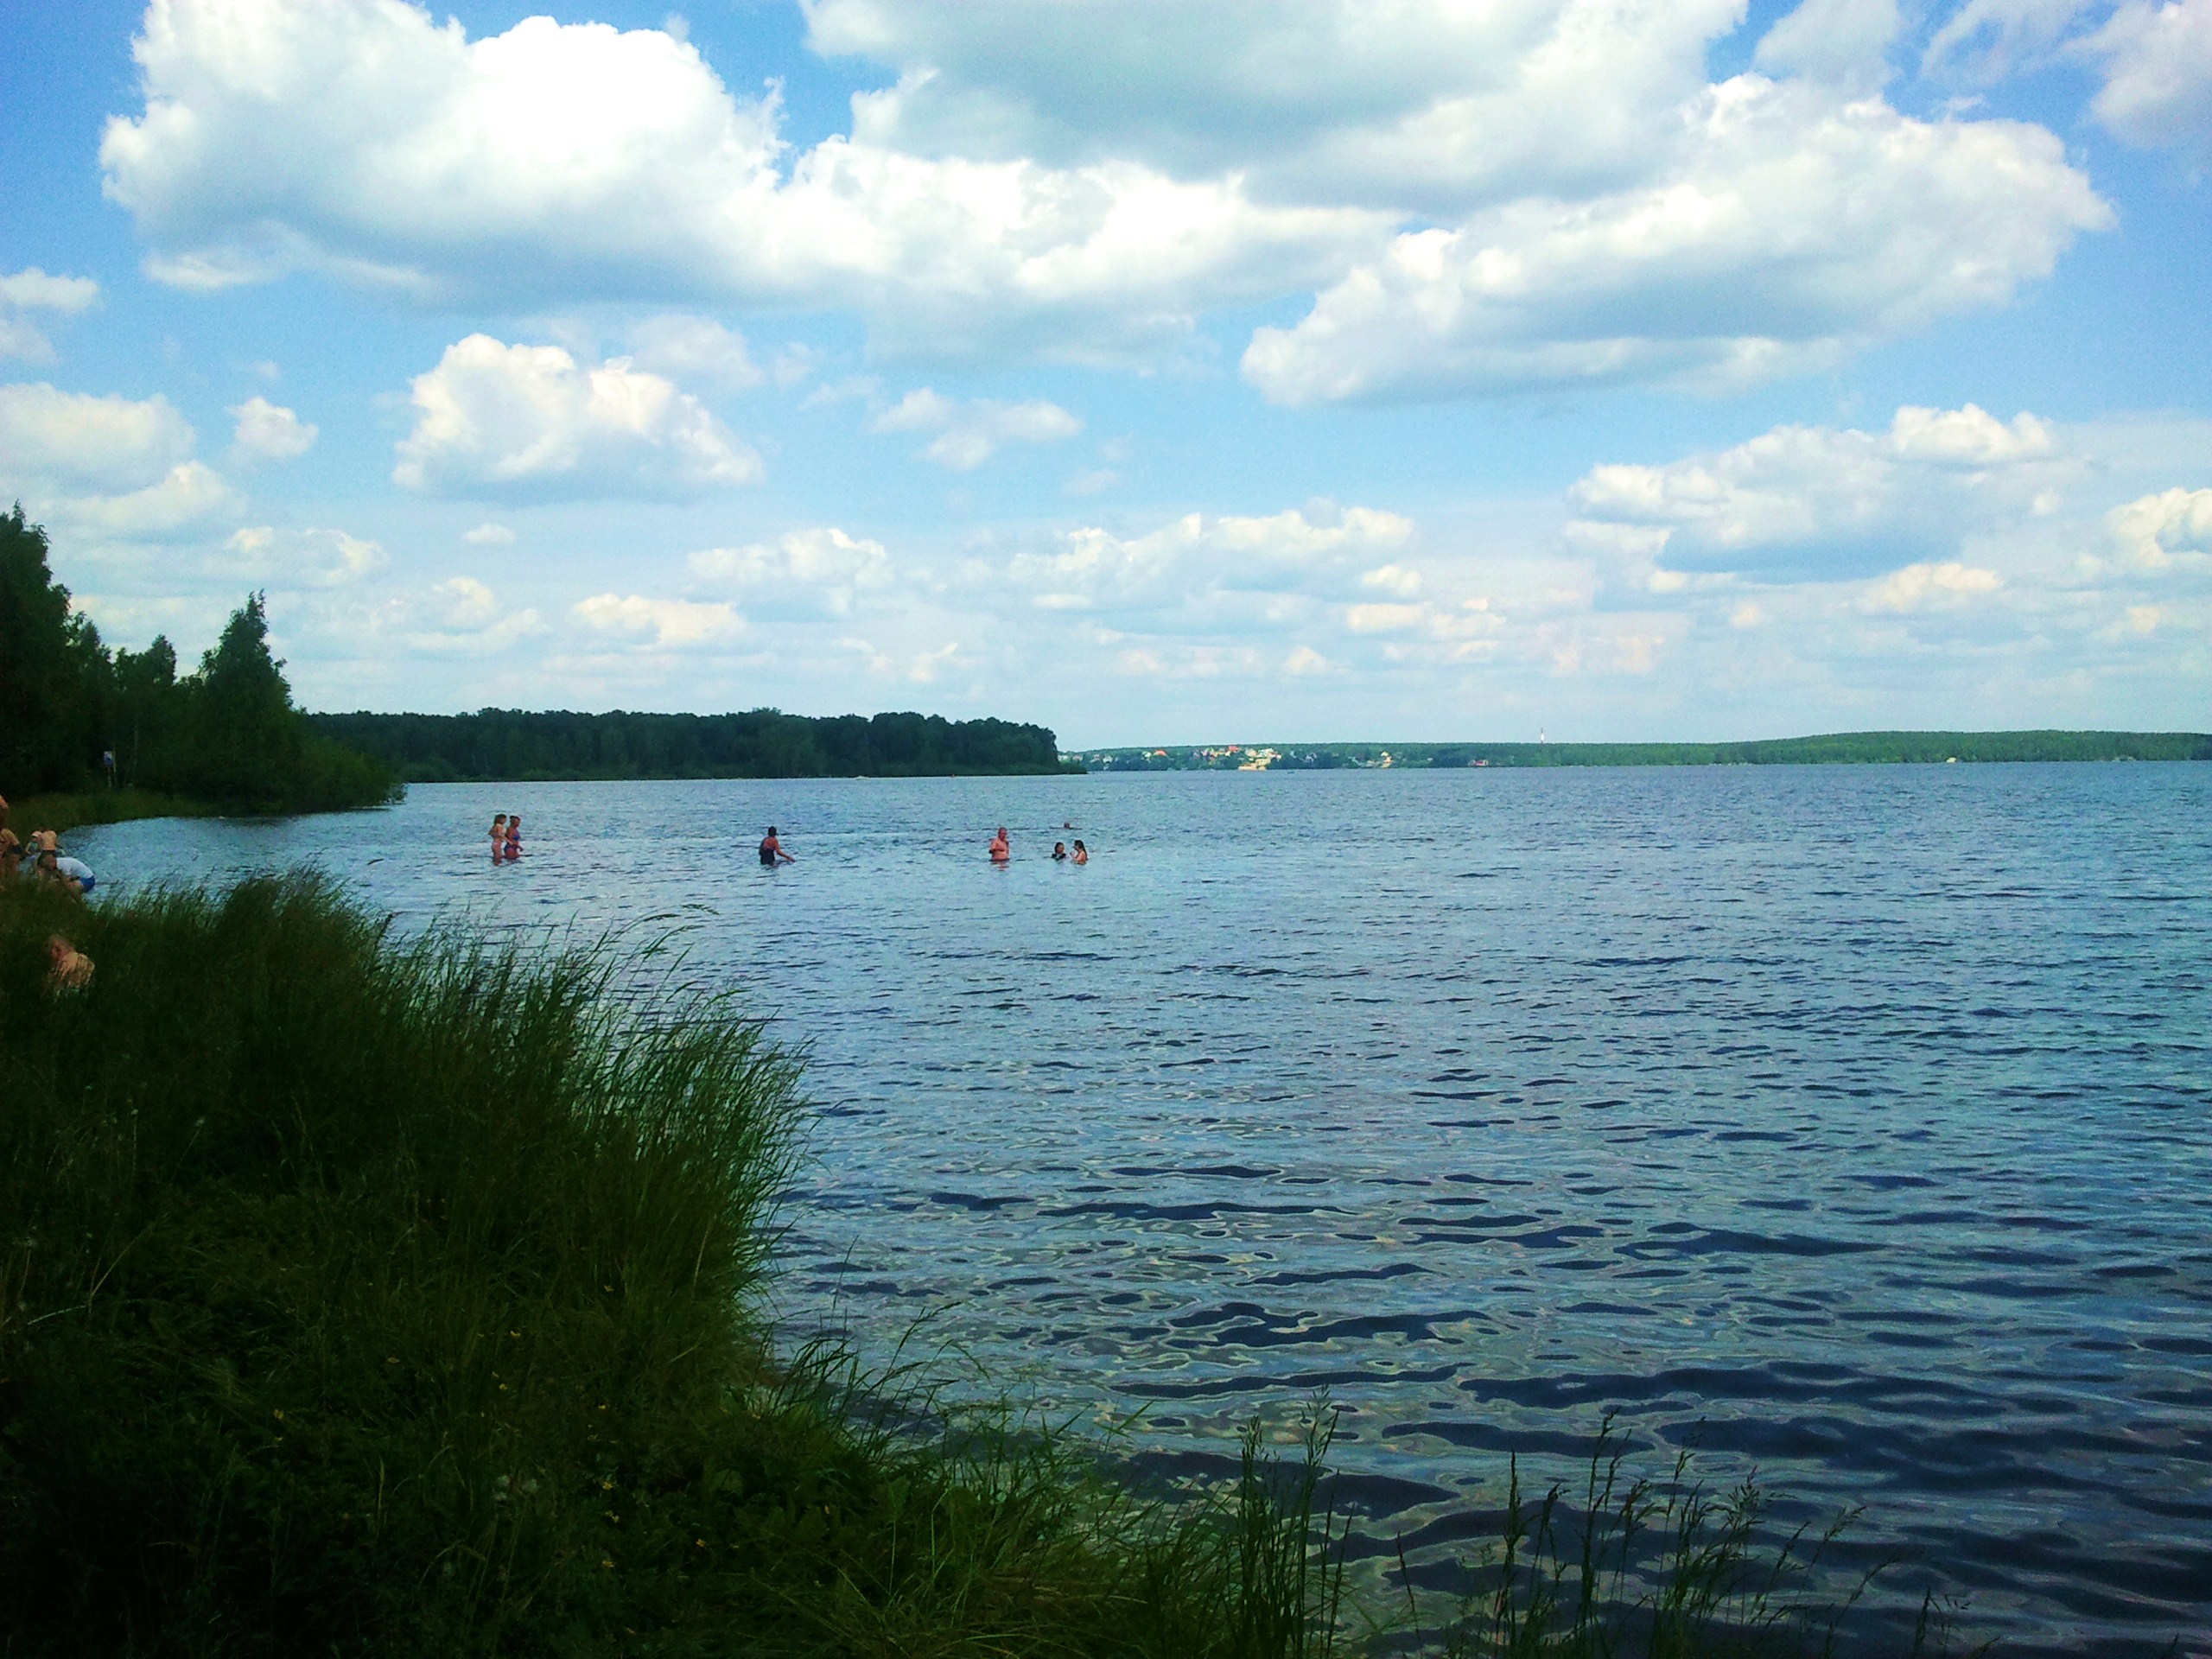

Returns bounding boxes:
[7,787,223,836]
[1071,729,2212,772]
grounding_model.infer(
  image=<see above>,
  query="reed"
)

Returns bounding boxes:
[0,876,1343,1656]
[4,787,216,836]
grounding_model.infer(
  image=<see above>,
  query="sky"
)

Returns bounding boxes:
[2,0,2209,747]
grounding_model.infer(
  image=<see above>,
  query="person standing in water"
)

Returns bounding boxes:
[489,813,508,859]
[988,826,1010,865]
[759,826,794,866]
[1052,841,1068,861]
[1071,839,1088,865]
[503,816,523,860]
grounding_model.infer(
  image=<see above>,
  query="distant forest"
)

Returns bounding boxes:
[0,508,398,814]
[1077,731,2212,771]
[314,709,1074,783]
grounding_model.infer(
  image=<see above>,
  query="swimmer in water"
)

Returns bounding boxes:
[489,813,507,859]
[504,816,522,859]
[1052,841,1068,861]
[1071,839,1088,865]
[759,826,794,866]
[988,826,1010,864]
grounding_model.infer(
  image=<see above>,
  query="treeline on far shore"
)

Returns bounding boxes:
[313,707,1074,782]
[1,508,400,817]
[1078,729,2212,772]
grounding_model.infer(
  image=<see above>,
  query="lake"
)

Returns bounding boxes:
[74,764,2212,1655]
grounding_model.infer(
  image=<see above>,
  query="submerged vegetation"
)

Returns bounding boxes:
[0,877,1964,1656]
[0,508,400,815]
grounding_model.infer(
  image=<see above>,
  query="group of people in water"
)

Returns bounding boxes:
[989,825,1087,865]
[482,811,1087,869]
[0,794,99,992]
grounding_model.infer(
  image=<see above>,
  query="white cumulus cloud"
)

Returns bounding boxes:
[575,593,745,649]
[94,0,2106,395]
[690,526,892,617]
[2084,0,2212,164]
[625,315,764,391]
[869,388,1081,469]
[461,522,516,546]
[44,462,245,545]
[0,381,195,493]
[1243,80,2108,402]
[393,334,761,500]
[101,0,1380,362]
[0,268,99,361]
[811,0,1751,213]
[1568,404,2069,577]
[218,524,386,587]
[1007,502,1415,625]
[2108,486,2212,567]
[1860,559,2003,611]
[1754,0,1905,90]
[0,381,243,546]
[229,395,317,460]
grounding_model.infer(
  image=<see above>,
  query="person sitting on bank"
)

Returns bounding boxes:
[34,849,94,897]
[0,825,20,880]
[988,827,1010,864]
[759,826,794,866]
[46,934,93,992]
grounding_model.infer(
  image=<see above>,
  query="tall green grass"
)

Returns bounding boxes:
[0,877,1967,1657]
[5,787,216,836]
[0,876,1348,1656]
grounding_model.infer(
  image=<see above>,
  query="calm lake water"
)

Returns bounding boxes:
[75,765,2212,1655]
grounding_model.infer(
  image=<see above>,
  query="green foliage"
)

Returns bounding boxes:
[1433,1431,1885,1659]
[0,510,399,813]
[313,707,1075,782]
[1,506,113,796]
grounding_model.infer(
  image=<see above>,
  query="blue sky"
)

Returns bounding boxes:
[2,0,2208,746]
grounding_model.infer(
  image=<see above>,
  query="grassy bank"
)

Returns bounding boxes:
[0,880,1961,1656]
[0,877,1355,1656]
[6,786,220,836]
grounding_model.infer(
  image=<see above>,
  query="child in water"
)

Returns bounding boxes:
[489,813,507,859]
[504,816,522,859]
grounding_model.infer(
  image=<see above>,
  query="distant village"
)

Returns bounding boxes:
[1068,743,1448,771]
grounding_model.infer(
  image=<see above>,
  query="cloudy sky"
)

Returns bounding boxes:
[3,0,2208,745]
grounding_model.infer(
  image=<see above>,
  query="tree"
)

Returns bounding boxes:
[0,506,108,794]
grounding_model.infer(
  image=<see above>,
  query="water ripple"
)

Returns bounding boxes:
[78,762,2212,1656]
